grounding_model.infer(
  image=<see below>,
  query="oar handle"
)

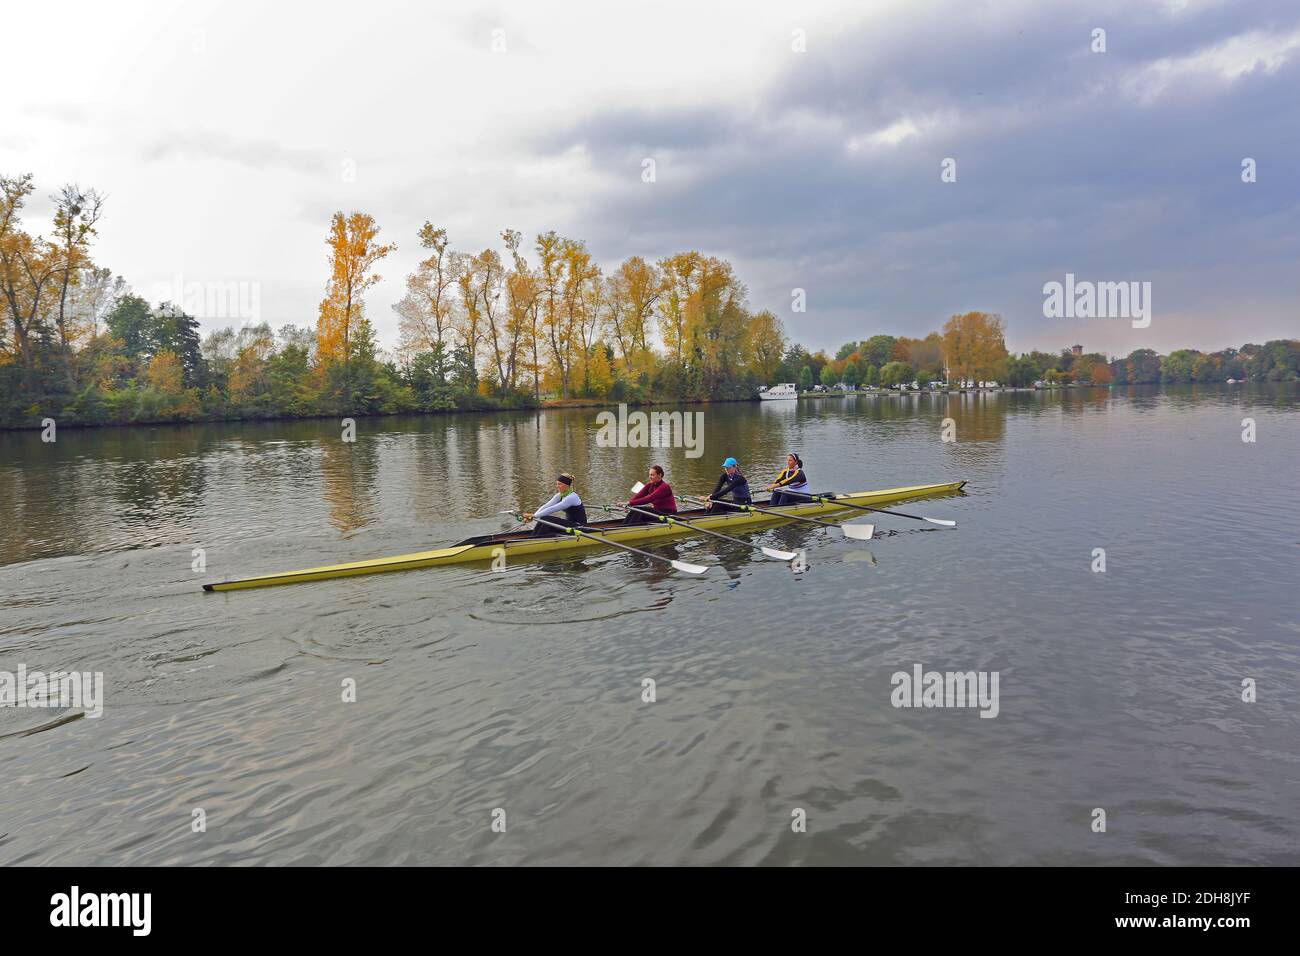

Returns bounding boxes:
[680,494,749,511]
[531,515,579,534]
[625,503,667,521]
[605,502,668,522]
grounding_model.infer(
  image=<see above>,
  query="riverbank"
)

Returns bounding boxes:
[0,393,763,432]
[2,380,1283,431]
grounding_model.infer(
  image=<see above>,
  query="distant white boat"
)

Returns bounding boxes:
[758,383,798,401]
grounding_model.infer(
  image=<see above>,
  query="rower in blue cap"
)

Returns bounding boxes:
[704,456,752,510]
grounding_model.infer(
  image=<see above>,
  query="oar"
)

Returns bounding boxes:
[495,510,529,534]
[680,494,874,541]
[613,503,799,561]
[780,491,957,527]
[527,514,709,575]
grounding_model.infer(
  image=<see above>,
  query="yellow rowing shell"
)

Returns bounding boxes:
[202,481,967,591]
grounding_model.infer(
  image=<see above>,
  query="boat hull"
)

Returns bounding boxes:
[203,481,966,591]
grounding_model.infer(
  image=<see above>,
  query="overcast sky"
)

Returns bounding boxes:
[7,0,1298,357]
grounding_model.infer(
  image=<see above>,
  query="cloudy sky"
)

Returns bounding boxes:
[7,0,1298,357]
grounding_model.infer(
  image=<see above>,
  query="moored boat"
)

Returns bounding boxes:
[202,481,966,591]
[757,383,798,400]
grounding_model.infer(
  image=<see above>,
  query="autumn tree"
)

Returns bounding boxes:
[152,303,206,386]
[584,342,615,397]
[576,268,608,395]
[746,310,787,384]
[394,223,456,364]
[502,229,542,400]
[316,211,395,379]
[559,239,600,398]
[140,348,201,420]
[941,311,1008,385]
[0,174,60,390]
[146,348,185,394]
[535,230,573,398]
[900,332,943,380]
[657,251,702,371]
[49,185,105,384]
[452,251,486,385]
[685,256,748,395]
[228,323,276,408]
[607,256,662,367]
[465,246,518,393]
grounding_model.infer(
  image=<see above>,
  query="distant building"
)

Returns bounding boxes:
[1071,344,1083,356]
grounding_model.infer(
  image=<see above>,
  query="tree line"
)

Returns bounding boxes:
[806,322,1297,391]
[3,172,1296,429]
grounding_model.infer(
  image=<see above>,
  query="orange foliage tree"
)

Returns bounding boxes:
[316,212,395,367]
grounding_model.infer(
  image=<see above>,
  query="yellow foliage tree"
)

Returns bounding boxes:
[746,310,787,383]
[584,343,615,397]
[533,231,567,398]
[657,251,701,368]
[1,174,59,389]
[145,347,200,418]
[941,311,1008,384]
[316,212,395,366]
[145,348,184,394]
[608,256,661,364]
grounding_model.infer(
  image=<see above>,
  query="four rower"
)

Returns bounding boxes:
[523,473,587,536]
[705,456,752,509]
[523,455,813,535]
[621,464,678,524]
[766,452,811,506]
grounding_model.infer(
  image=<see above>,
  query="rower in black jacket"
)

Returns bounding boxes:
[704,457,752,510]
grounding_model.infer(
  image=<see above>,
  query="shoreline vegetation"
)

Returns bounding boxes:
[2,380,1292,435]
[3,173,1298,431]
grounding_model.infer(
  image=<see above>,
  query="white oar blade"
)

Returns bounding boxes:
[842,523,875,541]
[761,546,799,561]
[924,517,957,527]
[631,481,645,494]
[671,560,710,575]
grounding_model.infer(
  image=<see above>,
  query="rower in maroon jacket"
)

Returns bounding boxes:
[621,464,678,524]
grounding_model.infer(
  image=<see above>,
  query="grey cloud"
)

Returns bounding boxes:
[520,0,1300,353]
[140,129,324,173]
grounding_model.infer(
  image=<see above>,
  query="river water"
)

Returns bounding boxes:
[1,385,1297,865]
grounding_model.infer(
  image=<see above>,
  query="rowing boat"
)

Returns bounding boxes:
[202,480,966,591]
